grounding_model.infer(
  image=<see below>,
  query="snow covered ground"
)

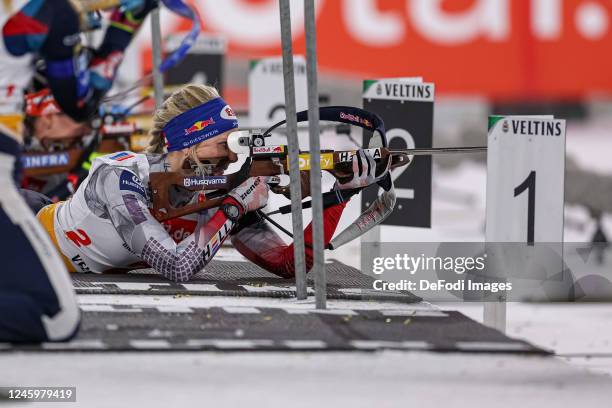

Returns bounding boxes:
[3,349,612,408]
[450,302,612,377]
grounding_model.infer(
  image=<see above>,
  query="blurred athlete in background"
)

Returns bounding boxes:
[20,89,92,204]
[2,0,157,120]
[0,0,154,342]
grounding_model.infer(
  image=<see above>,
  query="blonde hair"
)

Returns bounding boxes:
[147,84,220,154]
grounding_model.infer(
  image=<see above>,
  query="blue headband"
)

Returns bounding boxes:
[163,97,239,152]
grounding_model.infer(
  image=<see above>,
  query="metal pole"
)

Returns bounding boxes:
[483,302,506,333]
[304,0,326,309]
[361,225,381,276]
[151,3,165,108]
[279,0,307,299]
[482,243,506,332]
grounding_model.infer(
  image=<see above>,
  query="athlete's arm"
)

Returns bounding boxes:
[231,150,381,278]
[88,166,233,282]
[230,203,346,279]
[97,1,156,57]
[89,1,157,91]
[2,0,155,121]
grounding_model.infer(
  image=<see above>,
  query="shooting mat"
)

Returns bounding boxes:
[71,259,422,303]
[1,307,547,354]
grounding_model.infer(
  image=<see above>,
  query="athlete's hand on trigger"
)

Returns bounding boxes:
[227,176,270,216]
[336,149,388,190]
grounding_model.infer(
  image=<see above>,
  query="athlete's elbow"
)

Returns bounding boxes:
[164,263,203,283]
[144,245,206,283]
[170,271,192,283]
[161,269,190,283]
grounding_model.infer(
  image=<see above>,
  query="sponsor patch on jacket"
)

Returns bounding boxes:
[119,170,146,198]
[110,151,135,161]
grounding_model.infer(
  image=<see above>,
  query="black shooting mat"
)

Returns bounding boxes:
[1,307,547,354]
[71,259,422,303]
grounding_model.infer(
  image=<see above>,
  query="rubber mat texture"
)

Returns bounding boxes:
[1,306,549,354]
[72,259,421,303]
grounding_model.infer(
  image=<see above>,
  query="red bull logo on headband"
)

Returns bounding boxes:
[184,118,215,135]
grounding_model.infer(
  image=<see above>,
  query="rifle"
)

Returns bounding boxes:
[149,106,487,249]
[150,144,409,221]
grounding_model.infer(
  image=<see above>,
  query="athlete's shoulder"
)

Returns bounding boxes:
[100,163,149,199]
[85,152,149,199]
[91,151,150,176]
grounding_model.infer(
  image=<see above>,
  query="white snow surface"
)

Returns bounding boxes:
[2,348,612,408]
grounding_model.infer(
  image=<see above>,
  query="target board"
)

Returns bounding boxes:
[484,114,566,327]
[248,56,308,128]
[486,115,566,243]
[362,78,435,228]
[164,34,226,94]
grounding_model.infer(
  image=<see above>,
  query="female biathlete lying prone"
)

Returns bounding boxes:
[36,84,386,282]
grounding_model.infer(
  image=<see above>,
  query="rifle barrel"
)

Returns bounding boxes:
[390,146,487,156]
